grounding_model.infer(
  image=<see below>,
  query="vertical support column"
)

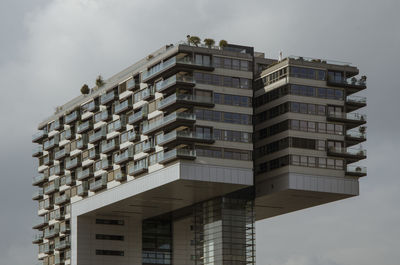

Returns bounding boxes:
[193,197,255,265]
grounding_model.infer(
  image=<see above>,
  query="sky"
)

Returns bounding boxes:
[0,0,399,264]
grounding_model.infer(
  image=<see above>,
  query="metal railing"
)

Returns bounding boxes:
[327,112,367,122]
[346,165,367,174]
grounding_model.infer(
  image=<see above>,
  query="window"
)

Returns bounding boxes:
[96,219,124,225]
[96,234,124,241]
[96,250,124,256]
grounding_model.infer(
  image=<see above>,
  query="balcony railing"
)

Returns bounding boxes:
[55,239,70,250]
[77,120,93,133]
[346,130,366,140]
[32,130,47,142]
[55,193,70,205]
[54,148,69,160]
[44,228,59,239]
[94,109,111,123]
[158,93,212,109]
[32,232,44,243]
[128,107,148,124]
[32,189,44,200]
[44,180,60,195]
[77,182,89,196]
[77,167,93,180]
[114,148,134,164]
[101,138,119,153]
[346,95,367,104]
[142,112,195,134]
[327,112,367,122]
[328,147,367,157]
[32,145,43,157]
[89,127,107,143]
[90,174,108,191]
[65,110,79,124]
[60,223,70,234]
[65,174,75,186]
[114,99,131,114]
[160,148,196,164]
[33,174,46,185]
[346,165,367,176]
[44,137,58,151]
[100,90,117,105]
[114,170,126,182]
[155,75,195,93]
[142,56,177,80]
[65,157,80,169]
[328,76,367,87]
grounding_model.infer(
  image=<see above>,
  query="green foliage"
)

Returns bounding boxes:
[203,38,215,48]
[189,36,201,47]
[80,84,90,95]
[219,39,228,48]
[96,75,105,88]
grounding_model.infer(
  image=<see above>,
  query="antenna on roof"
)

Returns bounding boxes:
[278,50,283,62]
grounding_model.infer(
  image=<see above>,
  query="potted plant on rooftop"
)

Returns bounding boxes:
[189,36,201,47]
[96,75,105,88]
[219,39,228,49]
[80,84,90,95]
[204,38,215,48]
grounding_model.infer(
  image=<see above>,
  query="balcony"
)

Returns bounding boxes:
[44,137,59,151]
[64,128,74,140]
[143,140,155,153]
[77,135,88,150]
[114,147,134,164]
[346,129,366,146]
[44,179,60,195]
[77,120,93,134]
[101,138,119,153]
[128,106,148,125]
[134,86,155,102]
[128,159,148,175]
[327,76,367,94]
[55,193,70,205]
[43,243,54,254]
[77,182,89,196]
[346,95,367,112]
[33,174,47,186]
[90,174,108,192]
[32,231,44,244]
[60,222,70,234]
[327,146,367,162]
[142,112,196,135]
[65,157,81,170]
[32,145,43,157]
[114,99,132,114]
[54,148,69,160]
[114,169,127,182]
[65,110,79,124]
[44,199,53,210]
[158,93,213,112]
[49,119,63,132]
[89,126,107,143]
[94,109,112,123]
[346,165,367,177]
[32,130,47,143]
[155,75,196,94]
[77,167,93,180]
[33,216,49,229]
[55,208,66,220]
[65,174,75,186]
[55,254,65,265]
[142,56,214,83]
[159,148,196,164]
[32,188,44,200]
[100,90,117,105]
[43,154,53,166]
[55,239,70,251]
[327,112,366,129]
[44,227,59,239]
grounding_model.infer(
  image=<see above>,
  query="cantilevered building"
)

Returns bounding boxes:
[32,41,367,265]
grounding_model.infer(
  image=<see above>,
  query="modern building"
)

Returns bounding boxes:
[32,41,367,265]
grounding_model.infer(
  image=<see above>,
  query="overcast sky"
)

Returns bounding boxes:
[0,0,399,264]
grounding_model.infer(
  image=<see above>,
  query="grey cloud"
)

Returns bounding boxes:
[0,0,399,264]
